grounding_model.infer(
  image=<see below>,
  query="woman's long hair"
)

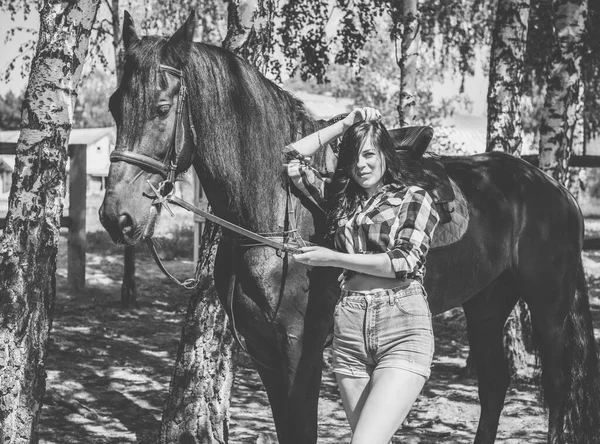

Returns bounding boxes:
[325,120,405,239]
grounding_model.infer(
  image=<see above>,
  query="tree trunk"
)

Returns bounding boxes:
[480,0,533,379]
[222,0,278,76]
[538,0,588,185]
[108,2,138,307]
[567,82,586,200]
[161,8,278,441]
[485,0,530,155]
[390,0,420,126]
[160,222,234,444]
[0,0,100,441]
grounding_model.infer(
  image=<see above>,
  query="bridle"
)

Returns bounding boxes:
[110,64,197,211]
[108,63,313,369]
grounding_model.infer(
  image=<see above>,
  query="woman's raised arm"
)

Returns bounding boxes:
[289,107,381,158]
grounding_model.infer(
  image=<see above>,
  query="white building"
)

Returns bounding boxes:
[0,127,116,196]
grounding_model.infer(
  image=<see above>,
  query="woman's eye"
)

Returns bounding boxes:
[156,104,171,117]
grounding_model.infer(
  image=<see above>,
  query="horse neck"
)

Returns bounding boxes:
[187,55,317,231]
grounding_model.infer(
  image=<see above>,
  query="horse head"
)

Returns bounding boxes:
[99,11,201,245]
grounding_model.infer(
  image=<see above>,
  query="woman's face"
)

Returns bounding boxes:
[352,139,386,197]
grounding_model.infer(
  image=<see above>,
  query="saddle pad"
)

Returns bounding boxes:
[430,179,469,250]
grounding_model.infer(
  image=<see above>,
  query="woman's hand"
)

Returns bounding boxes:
[292,246,340,267]
[342,107,381,129]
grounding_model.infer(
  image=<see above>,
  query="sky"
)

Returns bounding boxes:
[0,7,488,116]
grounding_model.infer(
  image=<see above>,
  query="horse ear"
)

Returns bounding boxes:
[169,10,204,44]
[122,11,140,50]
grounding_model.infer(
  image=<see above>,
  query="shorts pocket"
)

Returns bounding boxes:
[394,291,429,316]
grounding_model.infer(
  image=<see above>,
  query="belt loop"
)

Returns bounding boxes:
[388,288,394,305]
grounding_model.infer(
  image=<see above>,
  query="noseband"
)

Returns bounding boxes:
[109,64,197,197]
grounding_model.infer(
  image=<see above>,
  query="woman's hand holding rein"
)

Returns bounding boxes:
[290,107,381,158]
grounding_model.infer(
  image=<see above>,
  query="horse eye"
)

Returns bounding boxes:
[156,104,171,117]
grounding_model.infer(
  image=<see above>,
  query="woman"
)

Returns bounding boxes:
[283,107,439,444]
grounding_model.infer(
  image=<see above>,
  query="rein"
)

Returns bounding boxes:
[110,63,310,370]
[110,64,308,286]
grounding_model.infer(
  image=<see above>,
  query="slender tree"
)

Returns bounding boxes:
[0,0,101,440]
[486,0,530,155]
[389,0,420,125]
[538,0,588,185]
[484,0,533,378]
[159,10,235,443]
[160,221,234,444]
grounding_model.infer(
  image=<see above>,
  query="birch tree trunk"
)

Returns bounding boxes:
[160,9,241,443]
[391,0,420,125]
[486,0,530,155]
[538,0,587,185]
[483,0,533,379]
[0,0,100,441]
[160,222,234,444]
[222,0,277,75]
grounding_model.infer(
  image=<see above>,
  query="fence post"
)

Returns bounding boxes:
[68,144,87,293]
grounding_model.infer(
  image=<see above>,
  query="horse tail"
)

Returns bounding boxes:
[557,258,600,443]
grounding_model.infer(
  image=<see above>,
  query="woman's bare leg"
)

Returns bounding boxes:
[335,373,371,431]
[350,368,426,444]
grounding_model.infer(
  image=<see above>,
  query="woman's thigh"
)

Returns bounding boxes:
[335,373,371,431]
[350,367,426,444]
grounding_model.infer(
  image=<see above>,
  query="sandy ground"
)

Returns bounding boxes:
[33,226,600,444]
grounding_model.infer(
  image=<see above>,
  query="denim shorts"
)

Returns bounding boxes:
[332,280,434,379]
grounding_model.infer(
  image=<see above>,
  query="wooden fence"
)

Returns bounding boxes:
[0,141,87,293]
[1,144,599,296]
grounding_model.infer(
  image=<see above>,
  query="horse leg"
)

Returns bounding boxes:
[462,273,519,444]
[248,332,325,444]
[518,260,600,444]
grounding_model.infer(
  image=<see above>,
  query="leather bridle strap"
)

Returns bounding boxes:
[110,151,170,177]
[109,64,194,185]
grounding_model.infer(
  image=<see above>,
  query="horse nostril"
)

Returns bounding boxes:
[118,213,134,236]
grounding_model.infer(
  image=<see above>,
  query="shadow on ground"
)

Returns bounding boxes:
[38,236,600,443]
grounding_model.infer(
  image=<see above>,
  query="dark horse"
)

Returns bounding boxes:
[99,11,600,444]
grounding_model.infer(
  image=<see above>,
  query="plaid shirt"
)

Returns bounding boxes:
[283,145,439,282]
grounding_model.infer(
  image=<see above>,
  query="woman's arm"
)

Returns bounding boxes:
[293,246,396,278]
[289,107,381,158]
[293,187,439,279]
[385,187,439,279]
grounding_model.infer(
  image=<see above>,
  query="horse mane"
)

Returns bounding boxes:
[119,35,323,229]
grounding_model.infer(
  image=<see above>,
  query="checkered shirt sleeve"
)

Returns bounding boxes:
[385,186,439,280]
[282,144,326,211]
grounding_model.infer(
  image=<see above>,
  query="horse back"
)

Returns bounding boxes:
[424,152,583,315]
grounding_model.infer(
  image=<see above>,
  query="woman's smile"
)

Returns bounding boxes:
[352,140,386,197]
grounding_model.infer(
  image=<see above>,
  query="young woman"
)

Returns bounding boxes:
[283,107,439,444]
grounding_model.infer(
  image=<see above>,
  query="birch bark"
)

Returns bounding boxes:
[0,0,100,441]
[538,0,587,185]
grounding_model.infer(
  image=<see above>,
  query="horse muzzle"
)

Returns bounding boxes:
[98,197,142,246]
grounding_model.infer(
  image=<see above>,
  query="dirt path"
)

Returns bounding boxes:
[38,237,600,443]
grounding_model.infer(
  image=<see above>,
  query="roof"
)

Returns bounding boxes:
[0,127,115,146]
[0,157,12,173]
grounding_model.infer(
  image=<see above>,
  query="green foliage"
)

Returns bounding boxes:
[285,28,472,129]
[73,70,116,128]
[2,0,227,83]
[418,0,495,92]
[0,90,24,130]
